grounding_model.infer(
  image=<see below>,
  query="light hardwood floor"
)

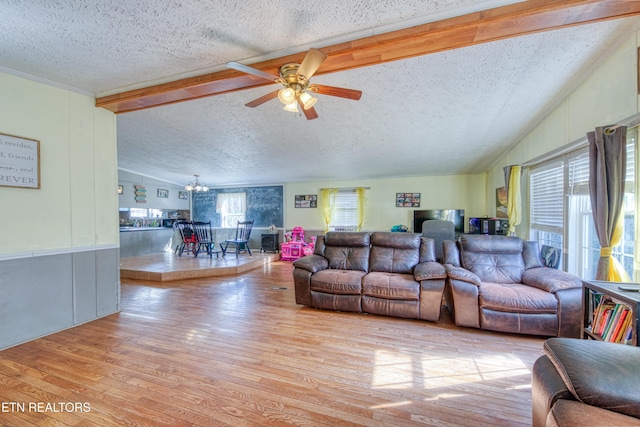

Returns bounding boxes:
[0,261,545,426]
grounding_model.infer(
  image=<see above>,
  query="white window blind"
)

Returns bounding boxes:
[568,142,634,195]
[330,190,358,230]
[530,161,564,233]
[626,141,635,189]
[568,152,589,195]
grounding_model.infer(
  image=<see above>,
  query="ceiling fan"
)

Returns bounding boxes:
[227,48,362,120]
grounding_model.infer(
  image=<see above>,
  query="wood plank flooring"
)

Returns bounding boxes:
[0,261,545,426]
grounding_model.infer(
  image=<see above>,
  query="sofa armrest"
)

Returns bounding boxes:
[544,338,640,419]
[292,254,328,273]
[522,267,582,293]
[414,261,446,281]
[532,355,574,427]
[444,265,481,286]
[548,400,640,427]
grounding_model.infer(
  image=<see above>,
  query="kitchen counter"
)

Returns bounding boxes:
[119,226,169,231]
[119,227,177,257]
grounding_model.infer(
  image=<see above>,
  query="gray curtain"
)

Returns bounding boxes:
[587,125,626,281]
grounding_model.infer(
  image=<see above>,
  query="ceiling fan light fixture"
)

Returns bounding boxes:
[299,92,317,110]
[278,87,296,105]
[283,101,298,113]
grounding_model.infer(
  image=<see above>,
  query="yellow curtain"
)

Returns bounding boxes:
[602,210,631,282]
[356,187,366,231]
[507,165,522,235]
[321,188,338,232]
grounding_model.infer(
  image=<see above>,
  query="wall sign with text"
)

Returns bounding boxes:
[0,132,40,189]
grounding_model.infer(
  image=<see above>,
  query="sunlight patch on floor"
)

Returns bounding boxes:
[369,401,413,410]
[371,349,532,390]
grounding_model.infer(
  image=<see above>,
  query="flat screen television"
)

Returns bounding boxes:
[413,209,465,234]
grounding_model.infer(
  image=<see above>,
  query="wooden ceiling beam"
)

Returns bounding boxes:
[96,0,640,114]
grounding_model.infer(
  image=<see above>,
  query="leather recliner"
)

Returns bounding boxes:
[532,338,640,426]
[443,235,583,337]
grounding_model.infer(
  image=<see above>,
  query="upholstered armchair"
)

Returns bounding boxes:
[443,235,583,337]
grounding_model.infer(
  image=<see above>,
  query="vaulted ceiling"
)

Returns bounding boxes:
[2,0,640,187]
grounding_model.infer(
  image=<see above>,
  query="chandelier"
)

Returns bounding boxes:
[184,174,209,192]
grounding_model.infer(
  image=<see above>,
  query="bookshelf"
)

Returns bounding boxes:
[582,280,640,346]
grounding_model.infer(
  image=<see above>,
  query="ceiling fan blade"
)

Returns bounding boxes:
[245,90,279,108]
[298,99,318,120]
[296,48,327,81]
[309,84,362,101]
[226,61,281,83]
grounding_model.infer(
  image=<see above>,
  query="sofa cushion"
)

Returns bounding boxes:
[362,272,420,300]
[544,338,640,419]
[480,282,557,314]
[369,232,420,274]
[323,232,370,272]
[459,235,525,283]
[311,269,365,295]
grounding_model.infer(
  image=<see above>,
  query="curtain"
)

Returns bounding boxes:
[356,187,366,231]
[503,165,522,235]
[216,192,246,228]
[587,125,630,281]
[321,188,338,232]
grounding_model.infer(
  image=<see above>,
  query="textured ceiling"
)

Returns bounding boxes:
[1,0,640,187]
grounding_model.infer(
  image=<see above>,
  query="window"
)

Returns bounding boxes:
[529,161,565,268]
[217,192,246,228]
[127,208,163,218]
[129,208,148,218]
[329,189,360,231]
[565,140,635,280]
[528,129,636,280]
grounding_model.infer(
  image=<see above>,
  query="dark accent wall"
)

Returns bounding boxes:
[192,185,284,227]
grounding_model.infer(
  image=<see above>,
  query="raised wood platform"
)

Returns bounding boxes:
[119,251,280,281]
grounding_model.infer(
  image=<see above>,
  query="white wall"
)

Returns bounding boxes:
[0,72,118,255]
[118,169,190,211]
[487,32,640,237]
[285,173,487,232]
[0,70,120,350]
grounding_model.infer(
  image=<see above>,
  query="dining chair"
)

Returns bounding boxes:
[220,220,254,257]
[175,221,196,256]
[193,221,218,258]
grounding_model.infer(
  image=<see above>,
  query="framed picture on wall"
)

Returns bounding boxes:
[157,188,169,198]
[496,186,508,218]
[295,194,317,208]
[396,193,420,207]
[178,191,189,200]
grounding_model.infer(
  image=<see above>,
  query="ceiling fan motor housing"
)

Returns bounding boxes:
[280,63,308,92]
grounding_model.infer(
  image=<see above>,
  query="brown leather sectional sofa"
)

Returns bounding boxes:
[293,232,583,338]
[532,338,640,426]
[292,231,447,321]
